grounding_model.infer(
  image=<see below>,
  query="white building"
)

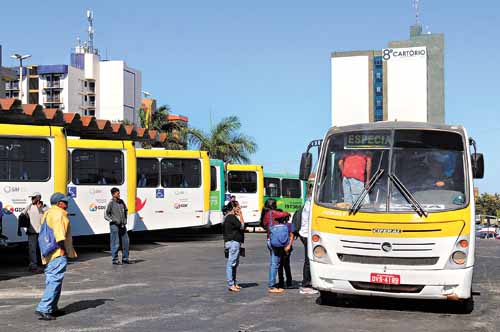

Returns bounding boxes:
[4,11,142,124]
[331,25,444,127]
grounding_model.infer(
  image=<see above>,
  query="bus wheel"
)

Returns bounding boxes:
[457,297,474,314]
[318,291,335,306]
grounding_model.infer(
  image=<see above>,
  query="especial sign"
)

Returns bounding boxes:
[345,132,391,149]
[382,46,427,61]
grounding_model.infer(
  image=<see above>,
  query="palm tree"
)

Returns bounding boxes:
[187,116,257,163]
[139,105,186,150]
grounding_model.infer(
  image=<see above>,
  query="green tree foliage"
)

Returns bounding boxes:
[187,115,257,163]
[475,193,500,216]
[139,105,186,150]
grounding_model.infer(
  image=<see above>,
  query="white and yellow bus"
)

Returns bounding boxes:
[299,122,484,312]
[67,139,136,236]
[226,164,264,226]
[0,124,67,243]
[134,149,211,231]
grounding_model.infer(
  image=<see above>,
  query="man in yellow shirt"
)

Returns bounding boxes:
[35,192,77,321]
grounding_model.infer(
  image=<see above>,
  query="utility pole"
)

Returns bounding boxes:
[10,53,31,102]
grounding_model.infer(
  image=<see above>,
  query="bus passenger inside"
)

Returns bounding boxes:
[339,151,372,205]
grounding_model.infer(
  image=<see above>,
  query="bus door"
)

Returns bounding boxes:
[227,168,263,225]
[67,146,129,236]
[209,160,224,225]
[0,127,66,243]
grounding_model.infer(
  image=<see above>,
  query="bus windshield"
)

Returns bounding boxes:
[317,129,467,213]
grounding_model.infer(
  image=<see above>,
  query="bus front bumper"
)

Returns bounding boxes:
[311,261,473,300]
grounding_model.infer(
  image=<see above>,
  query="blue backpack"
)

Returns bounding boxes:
[38,216,59,257]
[269,211,290,248]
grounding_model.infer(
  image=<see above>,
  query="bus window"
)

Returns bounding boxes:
[161,158,201,188]
[72,150,124,185]
[264,177,281,197]
[282,179,301,198]
[228,171,257,193]
[210,166,217,191]
[0,138,50,181]
[137,158,160,188]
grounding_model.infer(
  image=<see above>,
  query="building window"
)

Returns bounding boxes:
[376,86,383,95]
[375,72,382,81]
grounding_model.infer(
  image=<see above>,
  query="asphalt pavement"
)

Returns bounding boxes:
[0,230,499,332]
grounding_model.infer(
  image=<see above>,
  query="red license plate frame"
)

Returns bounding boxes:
[370,273,401,285]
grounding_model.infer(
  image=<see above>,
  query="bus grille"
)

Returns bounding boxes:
[337,254,439,266]
[350,281,424,293]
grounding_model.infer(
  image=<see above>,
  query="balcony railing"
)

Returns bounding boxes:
[5,82,19,90]
[44,81,61,89]
[45,96,62,103]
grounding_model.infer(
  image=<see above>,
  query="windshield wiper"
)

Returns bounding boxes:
[349,168,385,215]
[388,173,428,218]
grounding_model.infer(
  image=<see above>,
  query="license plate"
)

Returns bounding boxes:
[370,273,400,285]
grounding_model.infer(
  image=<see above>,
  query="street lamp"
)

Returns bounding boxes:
[10,53,31,102]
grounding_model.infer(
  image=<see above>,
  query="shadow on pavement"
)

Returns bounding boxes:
[316,293,472,315]
[60,299,114,316]
[239,283,259,289]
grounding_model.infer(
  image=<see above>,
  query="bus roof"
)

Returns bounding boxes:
[137,149,208,159]
[67,138,133,150]
[227,164,263,172]
[264,172,300,180]
[327,121,465,137]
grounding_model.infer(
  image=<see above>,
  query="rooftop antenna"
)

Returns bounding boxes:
[413,0,421,26]
[86,9,95,53]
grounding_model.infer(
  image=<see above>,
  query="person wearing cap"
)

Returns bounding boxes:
[35,192,77,321]
[104,187,130,265]
[21,192,44,272]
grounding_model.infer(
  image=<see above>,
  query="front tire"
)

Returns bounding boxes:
[457,297,474,314]
[318,290,335,305]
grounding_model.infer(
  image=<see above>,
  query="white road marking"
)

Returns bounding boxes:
[0,283,149,300]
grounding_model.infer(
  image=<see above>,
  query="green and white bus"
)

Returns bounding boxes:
[264,173,306,214]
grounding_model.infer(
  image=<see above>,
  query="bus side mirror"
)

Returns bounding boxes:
[299,152,312,181]
[472,153,484,179]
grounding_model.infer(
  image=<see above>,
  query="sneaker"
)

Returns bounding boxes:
[112,261,122,265]
[299,287,319,295]
[122,260,131,264]
[35,311,56,321]
[268,287,285,294]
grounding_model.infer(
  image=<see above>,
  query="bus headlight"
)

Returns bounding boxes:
[451,251,467,265]
[313,245,327,258]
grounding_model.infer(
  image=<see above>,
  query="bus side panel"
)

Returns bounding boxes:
[124,141,137,230]
[209,164,223,225]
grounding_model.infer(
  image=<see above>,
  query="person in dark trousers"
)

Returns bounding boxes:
[261,199,293,294]
[223,201,245,292]
[296,180,319,295]
[277,242,293,289]
[21,192,44,272]
[104,187,130,265]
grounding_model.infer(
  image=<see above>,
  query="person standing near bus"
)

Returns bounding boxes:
[223,201,245,292]
[339,151,372,204]
[105,188,130,265]
[35,192,77,321]
[22,192,44,272]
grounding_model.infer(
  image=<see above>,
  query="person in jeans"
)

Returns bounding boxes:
[35,192,77,321]
[298,181,319,295]
[261,199,292,294]
[223,201,245,292]
[22,192,44,272]
[104,188,130,265]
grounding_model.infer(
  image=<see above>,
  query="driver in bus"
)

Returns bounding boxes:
[339,151,372,205]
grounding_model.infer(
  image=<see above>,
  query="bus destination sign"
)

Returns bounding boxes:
[345,133,391,149]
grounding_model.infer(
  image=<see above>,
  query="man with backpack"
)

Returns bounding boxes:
[35,192,77,321]
[261,199,293,294]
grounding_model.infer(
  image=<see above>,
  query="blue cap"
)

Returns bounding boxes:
[50,192,69,205]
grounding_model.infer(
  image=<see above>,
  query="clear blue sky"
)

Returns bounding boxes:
[1,1,498,192]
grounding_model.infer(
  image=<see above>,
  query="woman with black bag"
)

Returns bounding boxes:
[223,201,245,292]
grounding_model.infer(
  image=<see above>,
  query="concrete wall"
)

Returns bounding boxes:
[66,66,85,114]
[386,46,428,122]
[331,54,370,126]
